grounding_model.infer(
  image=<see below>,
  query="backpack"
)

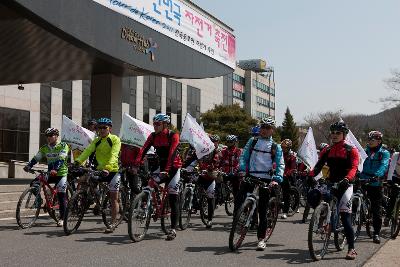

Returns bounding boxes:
[248,137,277,161]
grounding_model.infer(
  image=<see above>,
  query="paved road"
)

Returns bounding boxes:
[0,207,391,267]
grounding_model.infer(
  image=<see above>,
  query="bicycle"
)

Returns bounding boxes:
[308,181,350,261]
[178,168,199,230]
[229,176,280,251]
[216,173,236,216]
[351,179,372,240]
[127,172,173,242]
[63,167,126,235]
[284,174,301,217]
[388,182,400,238]
[16,169,73,229]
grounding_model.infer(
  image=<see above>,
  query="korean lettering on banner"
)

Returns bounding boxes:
[153,0,181,25]
[119,113,154,147]
[61,115,95,151]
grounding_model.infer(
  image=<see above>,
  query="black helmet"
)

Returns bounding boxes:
[330,121,349,134]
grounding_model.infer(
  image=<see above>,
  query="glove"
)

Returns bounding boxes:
[73,161,81,167]
[23,165,31,172]
[368,177,379,183]
[50,170,57,177]
[306,176,317,187]
[269,180,278,189]
[159,171,169,181]
[272,175,281,183]
[101,170,110,177]
[338,178,350,192]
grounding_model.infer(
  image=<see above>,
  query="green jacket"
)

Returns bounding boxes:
[76,134,121,172]
[28,142,69,177]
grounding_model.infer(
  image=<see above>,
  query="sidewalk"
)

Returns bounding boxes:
[364,237,400,266]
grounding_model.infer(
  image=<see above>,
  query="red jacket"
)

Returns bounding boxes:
[120,144,140,167]
[283,150,297,177]
[219,146,242,174]
[135,129,182,172]
[198,149,221,181]
[313,140,359,183]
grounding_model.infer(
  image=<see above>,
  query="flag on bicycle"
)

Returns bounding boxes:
[61,115,95,156]
[297,127,322,179]
[180,113,214,159]
[346,129,367,172]
[119,113,154,147]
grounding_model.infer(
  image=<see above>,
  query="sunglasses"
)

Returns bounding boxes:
[98,126,109,129]
[153,122,163,126]
[45,134,57,137]
[330,131,343,135]
[260,125,273,129]
[368,137,379,141]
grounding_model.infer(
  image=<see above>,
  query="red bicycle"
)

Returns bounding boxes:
[16,169,72,229]
[127,173,172,242]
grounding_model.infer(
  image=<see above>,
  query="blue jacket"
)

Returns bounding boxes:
[360,145,390,186]
[239,136,284,183]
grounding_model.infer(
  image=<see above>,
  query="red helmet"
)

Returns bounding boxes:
[368,131,383,141]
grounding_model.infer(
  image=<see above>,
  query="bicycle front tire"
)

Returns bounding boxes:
[229,199,253,251]
[16,187,41,229]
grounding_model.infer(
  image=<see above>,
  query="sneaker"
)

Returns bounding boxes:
[206,220,213,228]
[256,239,267,251]
[104,224,116,234]
[373,235,381,244]
[166,229,176,241]
[281,213,287,219]
[93,205,101,216]
[345,249,357,260]
[56,220,63,227]
[296,209,300,213]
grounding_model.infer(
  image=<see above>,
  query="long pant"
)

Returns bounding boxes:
[281,177,291,214]
[366,185,383,235]
[341,212,355,250]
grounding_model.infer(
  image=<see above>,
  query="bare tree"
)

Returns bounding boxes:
[381,70,400,106]
[304,110,342,145]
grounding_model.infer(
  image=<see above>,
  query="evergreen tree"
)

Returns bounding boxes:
[201,104,258,147]
[280,107,300,151]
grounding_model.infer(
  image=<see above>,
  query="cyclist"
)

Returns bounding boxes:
[87,119,98,134]
[358,131,390,244]
[251,126,260,137]
[23,128,69,227]
[120,144,142,194]
[220,135,242,201]
[309,121,359,260]
[133,113,182,240]
[280,139,297,219]
[237,117,285,251]
[386,145,400,225]
[75,118,121,233]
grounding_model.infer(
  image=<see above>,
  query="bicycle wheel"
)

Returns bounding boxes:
[264,197,279,241]
[16,187,41,229]
[229,199,254,251]
[352,196,362,241]
[199,193,209,226]
[101,190,125,228]
[224,184,234,216]
[160,197,172,234]
[308,203,330,261]
[63,192,86,235]
[287,187,300,217]
[128,192,151,242]
[365,199,373,238]
[179,188,193,230]
[390,198,400,239]
[333,201,346,251]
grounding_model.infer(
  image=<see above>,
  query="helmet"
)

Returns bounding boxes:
[281,139,292,148]
[259,117,276,128]
[226,135,238,142]
[329,121,349,134]
[368,130,383,141]
[209,134,220,142]
[251,126,260,136]
[44,128,59,136]
[153,113,170,124]
[88,119,97,126]
[307,188,322,209]
[319,143,329,151]
[97,117,112,126]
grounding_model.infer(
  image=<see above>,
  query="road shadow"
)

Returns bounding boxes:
[185,241,283,256]
[0,224,20,231]
[257,248,314,264]
[75,234,132,245]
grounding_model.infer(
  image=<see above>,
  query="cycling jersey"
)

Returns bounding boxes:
[220,146,241,175]
[120,144,140,167]
[198,148,221,181]
[239,136,284,182]
[135,129,182,172]
[28,142,69,177]
[76,134,121,172]
[313,140,359,183]
[359,145,390,186]
[283,150,297,177]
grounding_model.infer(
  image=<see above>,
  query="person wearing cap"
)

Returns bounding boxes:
[133,113,182,241]
[310,121,359,260]
[75,118,121,233]
[359,130,390,244]
[237,117,285,251]
[24,128,70,227]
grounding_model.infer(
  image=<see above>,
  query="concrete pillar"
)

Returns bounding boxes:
[91,74,123,135]
[29,84,41,159]
[181,83,187,120]
[149,108,156,124]
[136,76,144,120]
[161,77,166,113]
[72,80,83,126]
[51,87,63,130]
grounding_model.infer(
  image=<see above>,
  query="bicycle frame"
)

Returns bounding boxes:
[141,177,169,222]
[35,172,59,210]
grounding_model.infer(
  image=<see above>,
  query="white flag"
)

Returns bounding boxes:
[119,113,154,147]
[61,115,95,152]
[180,113,214,159]
[346,130,367,171]
[297,127,320,170]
